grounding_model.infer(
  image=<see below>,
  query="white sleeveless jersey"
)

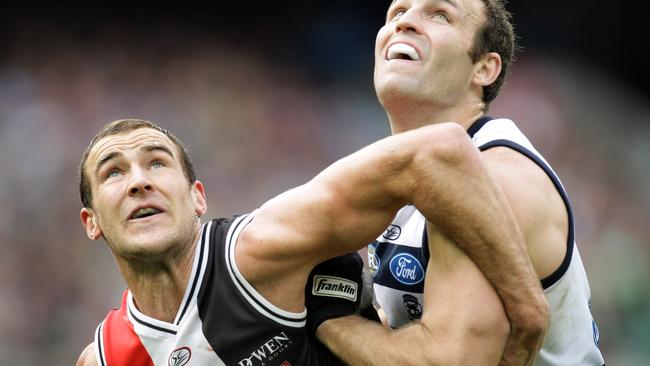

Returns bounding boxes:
[369,117,604,365]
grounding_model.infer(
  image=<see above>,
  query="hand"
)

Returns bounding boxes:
[304,252,363,335]
[499,295,550,365]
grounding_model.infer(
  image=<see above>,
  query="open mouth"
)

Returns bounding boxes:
[386,43,421,61]
[129,207,163,220]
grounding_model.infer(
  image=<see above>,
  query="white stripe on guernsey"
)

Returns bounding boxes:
[225,212,307,328]
[174,303,228,365]
[94,321,106,366]
[127,292,178,337]
[136,304,228,365]
[127,298,183,365]
[190,220,211,318]
[173,222,211,325]
[126,223,211,336]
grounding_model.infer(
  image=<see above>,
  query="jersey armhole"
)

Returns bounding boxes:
[479,139,574,289]
[223,212,308,328]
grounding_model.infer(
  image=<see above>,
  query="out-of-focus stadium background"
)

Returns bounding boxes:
[1,2,648,364]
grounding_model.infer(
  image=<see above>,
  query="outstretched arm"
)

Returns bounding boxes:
[237,122,547,360]
[316,126,552,365]
[397,125,548,365]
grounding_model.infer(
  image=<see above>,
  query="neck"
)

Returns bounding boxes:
[384,97,486,134]
[116,223,202,323]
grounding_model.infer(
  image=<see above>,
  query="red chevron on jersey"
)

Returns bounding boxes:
[91,217,337,365]
[102,291,154,366]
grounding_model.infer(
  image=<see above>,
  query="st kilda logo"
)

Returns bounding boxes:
[168,347,191,366]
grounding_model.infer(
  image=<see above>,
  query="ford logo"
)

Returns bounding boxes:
[389,253,424,285]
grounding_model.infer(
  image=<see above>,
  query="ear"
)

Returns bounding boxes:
[191,180,208,217]
[80,207,103,240]
[472,52,502,87]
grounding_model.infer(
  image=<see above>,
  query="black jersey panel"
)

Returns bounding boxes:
[196,217,338,366]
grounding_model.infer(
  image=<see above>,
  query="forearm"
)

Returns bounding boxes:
[317,315,451,366]
[428,173,548,319]
[408,125,548,327]
[406,124,548,363]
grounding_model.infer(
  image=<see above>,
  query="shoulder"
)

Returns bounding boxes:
[481,145,555,209]
[481,146,568,278]
[76,342,98,366]
[473,119,557,212]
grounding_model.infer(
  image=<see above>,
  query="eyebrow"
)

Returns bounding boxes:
[389,0,459,8]
[94,144,176,177]
[444,0,459,9]
[143,144,175,159]
[95,151,121,177]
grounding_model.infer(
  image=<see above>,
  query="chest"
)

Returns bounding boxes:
[369,206,430,328]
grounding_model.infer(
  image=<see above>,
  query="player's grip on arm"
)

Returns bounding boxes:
[242,123,548,362]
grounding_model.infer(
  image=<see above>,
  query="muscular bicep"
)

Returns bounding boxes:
[238,131,421,269]
[419,227,510,364]
[233,123,488,310]
[233,132,419,305]
[238,122,480,268]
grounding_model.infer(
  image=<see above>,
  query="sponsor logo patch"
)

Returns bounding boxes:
[238,332,292,366]
[312,275,358,301]
[389,253,424,285]
[168,347,191,366]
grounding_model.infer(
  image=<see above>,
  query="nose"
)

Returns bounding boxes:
[127,168,154,196]
[395,9,420,34]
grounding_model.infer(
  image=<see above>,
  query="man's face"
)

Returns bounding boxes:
[80,128,206,260]
[374,0,486,107]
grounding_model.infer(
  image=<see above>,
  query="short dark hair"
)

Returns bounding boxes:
[469,0,517,105]
[79,119,196,208]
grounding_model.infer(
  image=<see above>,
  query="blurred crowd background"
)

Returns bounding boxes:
[1,2,648,365]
